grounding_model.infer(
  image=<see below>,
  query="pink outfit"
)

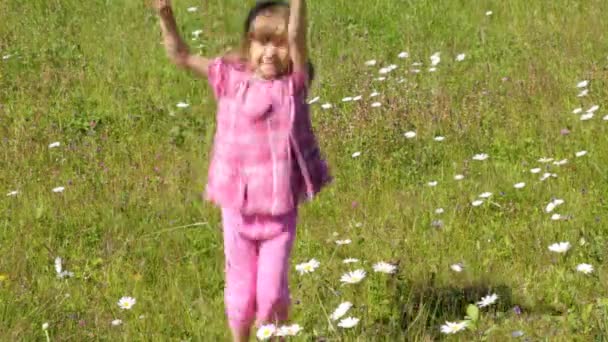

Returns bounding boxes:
[204,57,331,329]
[205,57,331,216]
[221,207,297,329]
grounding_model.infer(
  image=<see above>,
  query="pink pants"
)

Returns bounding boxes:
[221,207,297,330]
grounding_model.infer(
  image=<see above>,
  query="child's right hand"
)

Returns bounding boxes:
[152,0,172,14]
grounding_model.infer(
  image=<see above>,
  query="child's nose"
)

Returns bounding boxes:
[264,45,277,57]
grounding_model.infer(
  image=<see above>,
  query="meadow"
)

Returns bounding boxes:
[2,0,608,340]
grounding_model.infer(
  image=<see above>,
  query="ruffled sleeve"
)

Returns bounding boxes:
[207,57,230,98]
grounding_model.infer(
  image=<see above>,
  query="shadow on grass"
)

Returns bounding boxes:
[395,275,515,339]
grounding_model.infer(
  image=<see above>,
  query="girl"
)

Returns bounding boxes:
[154,1,331,340]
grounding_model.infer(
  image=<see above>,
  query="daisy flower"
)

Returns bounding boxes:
[530,168,541,174]
[398,51,409,59]
[575,150,587,157]
[440,321,468,334]
[295,259,320,275]
[456,53,466,62]
[428,181,438,187]
[343,258,359,264]
[48,142,60,148]
[307,96,320,104]
[117,296,136,310]
[111,319,123,326]
[435,208,445,214]
[572,108,583,114]
[479,192,492,199]
[548,242,571,253]
[471,200,484,207]
[371,102,382,108]
[577,80,589,88]
[340,269,366,284]
[364,59,377,66]
[450,263,464,272]
[454,174,465,181]
[477,293,499,307]
[52,186,65,193]
[514,182,526,189]
[434,136,445,141]
[6,190,18,196]
[352,151,361,158]
[373,262,397,274]
[335,239,352,245]
[176,102,189,108]
[337,317,359,328]
[330,301,353,321]
[576,263,594,274]
[404,131,417,139]
[472,153,489,161]
[256,324,276,340]
[321,103,333,109]
[276,324,302,337]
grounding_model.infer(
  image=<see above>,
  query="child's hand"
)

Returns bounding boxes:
[152,0,172,14]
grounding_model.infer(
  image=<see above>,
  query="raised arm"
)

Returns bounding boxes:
[154,0,210,77]
[288,0,308,73]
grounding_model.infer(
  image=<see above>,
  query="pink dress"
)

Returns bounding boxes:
[204,57,331,216]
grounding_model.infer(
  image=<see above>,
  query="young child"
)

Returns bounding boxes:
[154,1,331,340]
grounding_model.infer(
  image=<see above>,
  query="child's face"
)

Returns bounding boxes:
[248,13,290,80]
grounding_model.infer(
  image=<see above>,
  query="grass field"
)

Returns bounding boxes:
[2,0,608,340]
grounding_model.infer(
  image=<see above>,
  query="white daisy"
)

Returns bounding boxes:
[42,323,49,330]
[398,51,409,59]
[353,95,362,101]
[342,97,353,102]
[435,208,445,214]
[295,259,320,274]
[577,80,589,88]
[352,151,361,158]
[371,102,382,107]
[575,150,587,157]
[369,91,380,97]
[485,10,493,16]
[456,53,466,62]
[373,262,397,274]
[340,269,366,284]
[191,29,203,37]
[587,105,599,113]
[538,157,554,163]
[176,102,189,108]
[472,153,489,161]
[48,142,60,148]
[454,174,465,181]
[450,263,464,272]
[256,324,276,340]
[111,319,123,326]
[603,115,608,121]
[430,52,441,66]
[117,296,136,310]
[410,69,421,74]
[337,317,359,328]
[336,239,352,245]
[472,200,484,207]
[581,113,594,121]
[412,62,423,66]
[477,293,499,307]
[379,67,391,74]
[187,6,198,12]
[548,242,571,253]
[551,213,563,221]
[6,190,18,196]
[434,136,445,141]
[321,103,333,109]
[276,324,302,337]
[404,131,417,139]
[530,168,541,174]
[52,186,65,193]
[364,59,377,66]
[440,321,468,334]
[479,192,492,199]
[572,108,583,114]
[540,173,558,181]
[553,159,568,166]
[428,67,437,72]
[343,258,359,264]
[514,182,526,189]
[577,89,589,97]
[330,302,353,321]
[375,77,386,81]
[428,181,438,187]
[576,263,594,274]
[307,96,320,104]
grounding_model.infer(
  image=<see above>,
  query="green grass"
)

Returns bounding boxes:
[2,0,608,340]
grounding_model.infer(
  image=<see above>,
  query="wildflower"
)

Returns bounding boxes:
[428,181,438,187]
[440,321,468,334]
[404,131,417,139]
[485,10,493,16]
[187,6,198,12]
[321,103,332,109]
[456,53,466,61]
[472,200,484,207]
[373,262,397,274]
[6,190,18,196]
[551,213,563,221]
[337,317,359,328]
[576,263,593,274]
[369,91,379,97]
[342,97,353,102]
[48,142,60,148]
[530,168,541,174]
[111,319,123,326]
[52,187,65,193]
[454,174,465,181]
[371,102,382,107]
[176,102,189,108]
[577,80,589,88]
[307,96,320,104]
[398,52,409,59]
[340,269,366,284]
[479,192,492,199]
[548,242,571,253]
[42,323,49,330]
[117,296,136,310]
[276,324,302,337]
[575,150,587,157]
[343,258,359,264]
[514,182,526,189]
[587,105,599,113]
[256,324,276,340]
[572,108,583,114]
[581,113,594,121]
[472,153,489,161]
[477,293,499,307]
[430,52,441,66]
[434,136,445,141]
[352,95,362,101]
[364,60,377,66]
[450,263,464,272]
[335,239,352,245]
[435,208,445,214]
[295,259,320,275]
[577,89,588,97]
[538,157,554,163]
[330,302,353,321]
[352,151,361,158]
